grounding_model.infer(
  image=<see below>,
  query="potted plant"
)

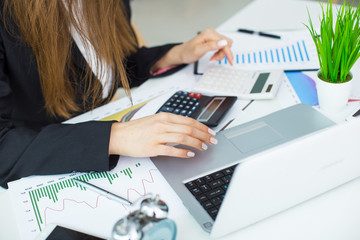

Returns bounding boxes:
[305,0,360,113]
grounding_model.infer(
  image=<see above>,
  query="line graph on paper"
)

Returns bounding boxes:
[8,157,183,240]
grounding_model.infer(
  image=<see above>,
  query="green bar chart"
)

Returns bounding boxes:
[26,162,142,232]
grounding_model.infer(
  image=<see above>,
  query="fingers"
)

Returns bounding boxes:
[154,112,218,156]
[162,122,215,146]
[159,133,208,152]
[196,37,231,54]
[210,47,234,65]
[156,112,211,134]
[155,145,196,158]
[199,29,233,47]
[197,29,234,65]
[109,112,218,159]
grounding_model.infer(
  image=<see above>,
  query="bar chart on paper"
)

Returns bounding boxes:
[197,30,320,73]
[8,157,183,240]
[221,40,317,68]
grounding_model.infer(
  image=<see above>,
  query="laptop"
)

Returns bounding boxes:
[150,104,336,237]
[210,117,360,238]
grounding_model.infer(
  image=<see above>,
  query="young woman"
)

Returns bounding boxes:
[0,0,233,188]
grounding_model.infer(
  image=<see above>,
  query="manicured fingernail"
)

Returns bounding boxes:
[210,137,218,144]
[187,152,195,157]
[217,39,228,47]
[208,128,216,136]
[202,143,208,150]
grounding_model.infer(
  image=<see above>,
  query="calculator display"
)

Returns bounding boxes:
[156,91,237,127]
[197,97,225,122]
[250,72,270,93]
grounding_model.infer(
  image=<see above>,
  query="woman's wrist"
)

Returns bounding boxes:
[109,122,122,156]
[150,44,184,73]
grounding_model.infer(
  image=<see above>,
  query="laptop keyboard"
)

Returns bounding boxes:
[184,165,236,220]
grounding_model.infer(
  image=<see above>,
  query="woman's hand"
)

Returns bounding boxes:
[151,28,233,72]
[108,112,217,158]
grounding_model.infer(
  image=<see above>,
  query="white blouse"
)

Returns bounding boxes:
[64,1,113,99]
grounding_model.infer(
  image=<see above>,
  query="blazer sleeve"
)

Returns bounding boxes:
[0,39,117,188]
[121,0,186,87]
[125,44,186,88]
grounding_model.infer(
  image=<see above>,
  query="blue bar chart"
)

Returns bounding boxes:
[197,30,320,72]
[223,40,310,65]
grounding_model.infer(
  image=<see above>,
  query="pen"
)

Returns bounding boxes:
[353,108,360,117]
[219,118,235,132]
[237,28,281,39]
[73,178,132,205]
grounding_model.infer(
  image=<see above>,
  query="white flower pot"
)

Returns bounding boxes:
[316,72,353,113]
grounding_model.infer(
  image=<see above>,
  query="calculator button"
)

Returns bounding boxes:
[171,103,178,107]
[160,106,174,113]
[189,92,195,98]
[195,93,202,99]
[178,104,184,109]
[186,111,193,117]
[180,110,188,116]
[174,109,181,114]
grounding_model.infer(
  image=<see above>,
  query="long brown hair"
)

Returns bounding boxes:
[3,0,137,118]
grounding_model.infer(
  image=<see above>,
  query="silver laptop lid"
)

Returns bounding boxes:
[212,118,360,238]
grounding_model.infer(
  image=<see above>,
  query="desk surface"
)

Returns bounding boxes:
[2,1,360,239]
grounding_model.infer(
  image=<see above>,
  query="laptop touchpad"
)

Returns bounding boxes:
[224,121,283,153]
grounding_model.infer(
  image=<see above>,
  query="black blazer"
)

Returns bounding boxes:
[0,0,182,188]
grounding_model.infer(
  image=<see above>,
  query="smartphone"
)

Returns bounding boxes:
[35,224,105,240]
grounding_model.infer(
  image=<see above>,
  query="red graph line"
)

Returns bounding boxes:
[43,194,103,226]
[42,169,158,226]
[126,169,157,200]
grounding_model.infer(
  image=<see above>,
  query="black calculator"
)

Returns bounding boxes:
[156,91,237,127]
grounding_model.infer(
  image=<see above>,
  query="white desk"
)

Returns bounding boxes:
[2,1,360,239]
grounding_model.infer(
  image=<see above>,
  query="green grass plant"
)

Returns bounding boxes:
[305,0,360,83]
